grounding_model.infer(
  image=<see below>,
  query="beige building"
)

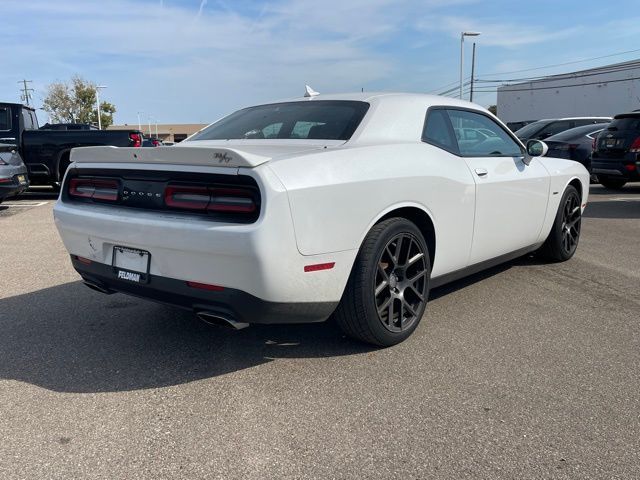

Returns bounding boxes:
[108,123,208,143]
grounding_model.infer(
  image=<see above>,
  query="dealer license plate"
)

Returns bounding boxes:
[112,246,150,283]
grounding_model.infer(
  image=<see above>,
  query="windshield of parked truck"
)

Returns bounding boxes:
[189,101,370,141]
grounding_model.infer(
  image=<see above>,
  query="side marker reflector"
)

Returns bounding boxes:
[75,255,93,265]
[186,281,225,291]
[304,262,335,273]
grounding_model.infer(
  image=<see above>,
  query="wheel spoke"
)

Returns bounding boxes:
[403,299,417,317]
[408,284,425,301]
[406,251,424,267]
[409,269,427,285]
[377,296,392,316]
[387,298,394,325]
[378,262,390,281]
[375,280,388,296]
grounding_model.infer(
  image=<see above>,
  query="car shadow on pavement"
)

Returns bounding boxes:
[583,199,640,219]
[0,281,372,394]
[589,184,640,195]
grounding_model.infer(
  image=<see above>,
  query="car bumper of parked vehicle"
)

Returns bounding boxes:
[53,200,356,310]
[71,256,337,324]
[0,173,29,200]
[592,158,640,181]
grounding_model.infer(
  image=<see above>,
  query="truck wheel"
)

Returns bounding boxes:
[599,177,626,189]
[538,185,582,262]
[334,218,430,347]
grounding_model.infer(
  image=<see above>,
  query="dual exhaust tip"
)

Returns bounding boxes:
[82,280,248,331]
[196,311,249,330]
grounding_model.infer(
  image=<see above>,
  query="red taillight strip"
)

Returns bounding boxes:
[186,281,224,291]
[74,255,93,265]
[304,262,335,273]
[164,184,257,214]
[69,178,120,201]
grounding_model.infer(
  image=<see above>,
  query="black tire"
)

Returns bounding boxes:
[599,177,626,190]
[538,185,582,262]
[334,218,431,347]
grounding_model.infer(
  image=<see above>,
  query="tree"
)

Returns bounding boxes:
[488,105,497,116]
[42,76,116,129]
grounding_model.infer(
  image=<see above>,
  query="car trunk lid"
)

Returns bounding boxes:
[70,141,341,169]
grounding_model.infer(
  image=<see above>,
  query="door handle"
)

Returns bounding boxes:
[474,168,488,177]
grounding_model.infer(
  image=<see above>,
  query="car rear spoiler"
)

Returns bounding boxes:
[70,145,271,169]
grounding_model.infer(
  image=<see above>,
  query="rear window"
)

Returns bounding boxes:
[0,106,11,131]
[514,120,550,139]
[608,116,640,131]
[190,101,369,141]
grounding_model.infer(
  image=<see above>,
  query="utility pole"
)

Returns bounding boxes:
[18,80,34,106]
[469,42,477,102]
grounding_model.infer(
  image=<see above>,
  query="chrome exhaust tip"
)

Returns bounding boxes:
[196,311,249,330]
[83,280,113,295]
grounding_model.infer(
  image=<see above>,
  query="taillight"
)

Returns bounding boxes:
[151,139,160,147]
[629,137,640,153]
[129,132,142,148]
[69,178,120,201]
[164,184,257,214]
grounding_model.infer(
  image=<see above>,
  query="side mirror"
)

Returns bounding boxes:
[526,139,548,157]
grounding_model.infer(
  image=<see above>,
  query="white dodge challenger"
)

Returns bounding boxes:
[53,92,589,346]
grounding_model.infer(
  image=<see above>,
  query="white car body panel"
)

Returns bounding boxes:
[54,92,590,321]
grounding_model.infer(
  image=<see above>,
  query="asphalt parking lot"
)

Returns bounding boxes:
[0,185,639,479]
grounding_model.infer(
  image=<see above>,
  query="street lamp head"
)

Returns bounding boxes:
[462,31,481,37]
[96,85,107,89]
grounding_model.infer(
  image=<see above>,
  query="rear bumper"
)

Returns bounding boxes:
[72,256,337,324]
[592,156,640,181]
[0,173,29,200]
[53,184,356,305]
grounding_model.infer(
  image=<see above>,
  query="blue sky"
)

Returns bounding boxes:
[3,0,640,124]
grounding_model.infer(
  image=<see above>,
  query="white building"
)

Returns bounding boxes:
[497,60,640,125]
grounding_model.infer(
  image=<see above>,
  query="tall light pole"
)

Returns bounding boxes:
[470,42,477,102]
[459,31,480,99]
[137,112,143,131]
[147,115,152,138]
[95,85,107,129]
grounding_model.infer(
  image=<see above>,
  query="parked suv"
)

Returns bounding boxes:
[515,117,611,142]
[591,112,640,189]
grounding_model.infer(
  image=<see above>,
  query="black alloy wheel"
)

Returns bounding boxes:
[538,185,582,262]
[375,233,428,333]
[560,189,581,257]
[334,217,431,347]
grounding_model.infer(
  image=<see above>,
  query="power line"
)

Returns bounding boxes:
[477,48,640,78]
[473,74,640,93]
[475,60,640,86]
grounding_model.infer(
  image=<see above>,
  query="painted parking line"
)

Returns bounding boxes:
[1,201,49,207]
[609,197,640,202]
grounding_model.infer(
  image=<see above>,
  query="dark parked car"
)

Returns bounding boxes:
[0,143,28,204]
[515,117,611,142]
[544,124,606,172]
[142,137,163,147]
[591,112,640,189]
[0,102,143,187]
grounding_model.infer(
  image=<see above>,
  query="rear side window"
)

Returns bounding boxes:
[0,107,11,131]
[22,109,35,130]
[422,109,457,153]
[537,120,574,139]
[190,101,369,141]
[609,116,640,131]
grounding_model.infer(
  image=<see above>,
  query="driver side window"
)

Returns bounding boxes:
[446,109,523,157]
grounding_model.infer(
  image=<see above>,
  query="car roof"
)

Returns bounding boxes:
[267,91,487,111]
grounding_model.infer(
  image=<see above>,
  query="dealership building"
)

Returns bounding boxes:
[497,60,640,125]
[108,123,208,143]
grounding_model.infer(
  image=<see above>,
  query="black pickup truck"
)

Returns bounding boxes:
[0,102,143,187]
